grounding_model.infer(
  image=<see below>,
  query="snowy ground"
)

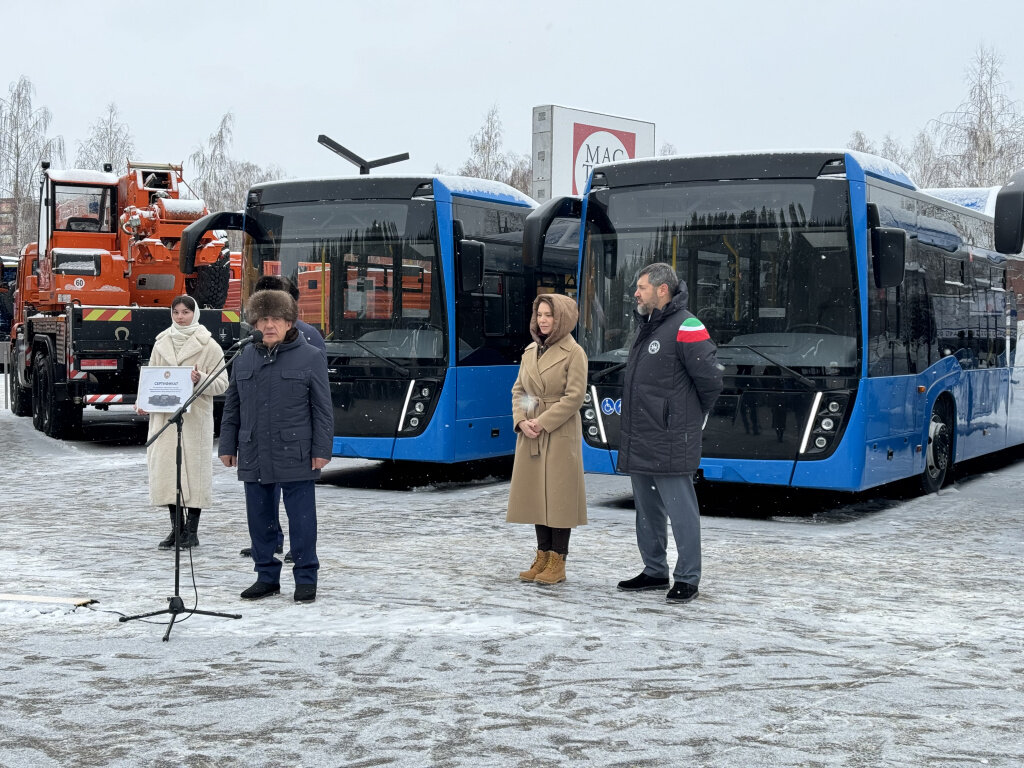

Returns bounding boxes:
[0,387,1021,768]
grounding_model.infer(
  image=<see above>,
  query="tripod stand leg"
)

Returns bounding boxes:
[163,612,178,642]
[119,608,172,623]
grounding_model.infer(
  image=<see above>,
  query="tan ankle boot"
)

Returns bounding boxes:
[518,550,550,582]
[534,551,566,585]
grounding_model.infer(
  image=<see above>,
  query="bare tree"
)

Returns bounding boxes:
[75,103,135,172]
[932,46,1024,187]
[847,130,875,154]
[856,47,1024,189]
[189,112,284,212]
[0,76,65,247]
[659,142,677,156]
[450,105,532,194]
[903,129,946,188]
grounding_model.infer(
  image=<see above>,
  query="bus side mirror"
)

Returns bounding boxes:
[524,196,581,267]
[995,169,1024,254]
[458,240,485,293]
[872,227,906,289]
[180,211,248,273]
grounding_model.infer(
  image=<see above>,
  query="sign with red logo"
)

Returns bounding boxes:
[532,105,655,202]
[572,124,638,195]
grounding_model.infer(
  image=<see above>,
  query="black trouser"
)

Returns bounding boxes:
[535,525,571,556]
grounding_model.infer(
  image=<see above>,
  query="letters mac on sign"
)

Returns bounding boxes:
[572,123,637,195]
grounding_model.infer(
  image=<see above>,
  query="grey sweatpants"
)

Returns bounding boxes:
[630,473,701,586]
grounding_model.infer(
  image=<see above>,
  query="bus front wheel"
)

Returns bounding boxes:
[922,403,953,494]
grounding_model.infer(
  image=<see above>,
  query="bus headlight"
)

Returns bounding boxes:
[588,426,599,437]
[399,379,440,436]
[584,408,595,420]
[801,391,851,456]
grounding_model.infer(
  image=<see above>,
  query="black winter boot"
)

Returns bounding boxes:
[182,509,201,549]
[158,508,182,550]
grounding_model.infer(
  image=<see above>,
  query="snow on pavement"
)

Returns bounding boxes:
[0,391,1021,767]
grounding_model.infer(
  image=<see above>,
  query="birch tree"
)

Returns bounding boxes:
[932,46,1024,187]
[0,76,65,247]
[451,105,532,194]
[850,47,1024,188]
[189,112,284,212]
[75,103,135,172]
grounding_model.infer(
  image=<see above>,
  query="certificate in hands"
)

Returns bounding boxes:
[138,366,193,412]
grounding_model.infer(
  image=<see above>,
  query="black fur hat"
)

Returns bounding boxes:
[245,289,298,324]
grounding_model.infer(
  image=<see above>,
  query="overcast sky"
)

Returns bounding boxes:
[5,0,1024,184]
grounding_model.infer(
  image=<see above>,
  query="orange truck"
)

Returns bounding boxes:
[6,161,240,438]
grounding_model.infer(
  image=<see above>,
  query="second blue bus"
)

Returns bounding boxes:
[525,149,1024,492]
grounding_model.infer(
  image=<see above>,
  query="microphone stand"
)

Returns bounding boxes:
[120,334,257,640]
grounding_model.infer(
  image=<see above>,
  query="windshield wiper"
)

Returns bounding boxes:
[718,344,816,390]
[338,340,409,377]
[591,362,627,382]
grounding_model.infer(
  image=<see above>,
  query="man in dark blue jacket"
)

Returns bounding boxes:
[236,275,328,563]
[616,263,723,604]
[219,290,333,603]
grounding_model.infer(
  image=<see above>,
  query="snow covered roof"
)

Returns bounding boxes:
[596,148,918,189]
[433,175,536,207]
[923,187,1001,217]
[47,169,119,185]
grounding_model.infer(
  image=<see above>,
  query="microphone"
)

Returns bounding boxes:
[232,328,263,349]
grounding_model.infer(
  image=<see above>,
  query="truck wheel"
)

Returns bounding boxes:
[922,399,953,494]
[31,354,47,432]
[187,262,230,308]
[32,352,76,439]
[8,357,31,416]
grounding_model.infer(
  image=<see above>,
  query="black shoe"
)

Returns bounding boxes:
[617,572,670,592]
[666,582,699,603]
[239,547,252,558]
[240,581,280,600]
[294,584,316,603]
[284,550,293,563]
[157,530,177,550]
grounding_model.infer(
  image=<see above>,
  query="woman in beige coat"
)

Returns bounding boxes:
[141,295,228,549]
[507,293,588,585]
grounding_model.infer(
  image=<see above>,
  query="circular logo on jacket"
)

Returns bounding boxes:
[648,340,661,354]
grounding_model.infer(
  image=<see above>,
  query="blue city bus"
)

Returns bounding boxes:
[183,175,578,463]
[525,150,1024,492]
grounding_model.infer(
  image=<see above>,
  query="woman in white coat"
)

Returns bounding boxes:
[141,295,228,549]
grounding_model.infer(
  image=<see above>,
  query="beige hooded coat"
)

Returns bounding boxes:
[506,293,588,528]
[145,323,228,508]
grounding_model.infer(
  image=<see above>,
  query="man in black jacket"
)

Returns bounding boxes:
[616,263,723,603]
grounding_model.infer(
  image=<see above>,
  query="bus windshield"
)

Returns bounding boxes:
[580,178,859,378]
[245,199,444,363]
